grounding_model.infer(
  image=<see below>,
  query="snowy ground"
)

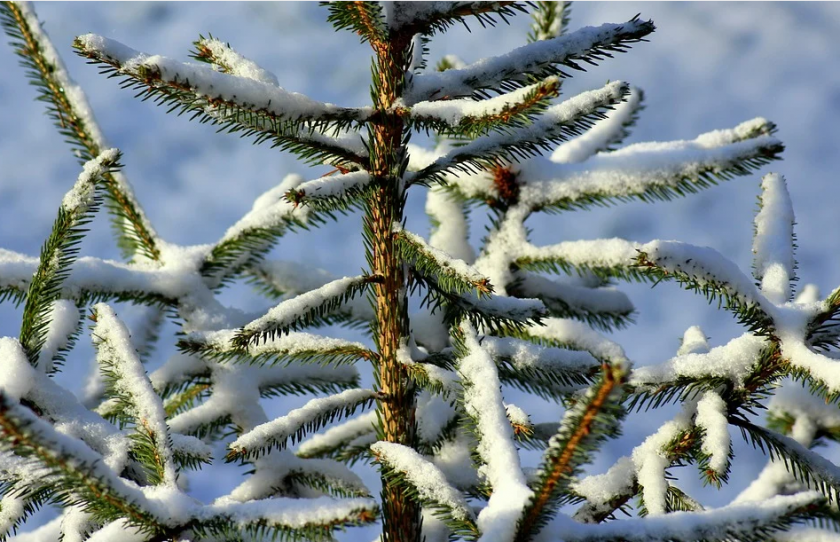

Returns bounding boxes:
[2,2,840,539]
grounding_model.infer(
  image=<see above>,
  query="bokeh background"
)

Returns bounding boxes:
[2,2,840,539]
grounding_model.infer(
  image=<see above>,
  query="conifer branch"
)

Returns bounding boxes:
[169,433,212,471]
[405,17,653,103]
[19,150,120,365]
[74,35,373,171]
[0,249,200,311]
[514,238,648,283]
[200,175,312,286]
[511,272,635,331]
[242,259,376,329]
[285,170,373,211]
[178,329,375,367]
[371,441,479,538]
[90,304,176,487]
[257,363,361,398]
[226,389,378,461]
[407,76,561,138]
[528,1,572,42]
[515,362,628,541]
[753,173,797,304]
[283,461,373,499]
[34,299,84,374]
[0,491,50,540]
[732,418,840,504]
[187,497,379,542]
[627,333,768,412]
[394,224,492,297]
[409,81,629,186]
[325,1,387,45]
[635,241,776,334]
[233,274,381,346]
[511,317,629,366]
[550,86,643,164]
[190,34,279,85]
[296,411,377,464]
[561,492,830,542]
[162,383,210,419]
[387,2,528,37]
[481,336,600,400]
[455,322,533,540]
[1,2,161,261]
[75,34,371,128]
[412,272,546,334]
[0,393,164,535]
[518,118,783,213]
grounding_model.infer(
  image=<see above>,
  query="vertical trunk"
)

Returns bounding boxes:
[367,35,422,542]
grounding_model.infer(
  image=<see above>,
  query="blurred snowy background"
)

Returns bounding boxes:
[2,2,840,539]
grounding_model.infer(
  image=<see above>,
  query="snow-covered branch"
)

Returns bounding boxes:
[405,18,653,103]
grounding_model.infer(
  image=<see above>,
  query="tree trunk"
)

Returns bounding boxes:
[368,33,422,542]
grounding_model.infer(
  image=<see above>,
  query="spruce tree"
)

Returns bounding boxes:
[1,2,839,541]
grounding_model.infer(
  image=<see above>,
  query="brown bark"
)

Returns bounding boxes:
[367,31,422,542]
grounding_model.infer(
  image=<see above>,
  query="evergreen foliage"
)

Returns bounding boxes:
[0,2,837,541]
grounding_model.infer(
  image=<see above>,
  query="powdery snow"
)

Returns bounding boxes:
[408,76,560,127]
[678,325,710,355]
[630,333,767,388]
[525,318,628,364]
[91,303,177,486]
[557,491,822,541]
[552,86,643,164]
[371,441,474,522]
[185,328,368,363]
[517,118,781,211]
[480,335,600,374]
[0,338,37,400]
[631,404,697,515]
[229,388,376,456]
[60,149,119,212]
[194,36,279,85]
[395,223,487,285]
[458,322,532,542]
[76,34,373,122]
[638,240,774,315]
[420,82,627,179]
[405,20,650,103]
[37,299,80,373]
[753,173,796,303]
[695,391,730,475]
[426,185,476,264]
[293,170,371,201]
[241,275,370,336]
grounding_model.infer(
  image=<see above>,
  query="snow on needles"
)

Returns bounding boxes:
[552,86,643,164]
[194,36,279,85]
[405,20,651,103]
[753,173,796,303]
[519,118,781,210]
[0,338,37,400]
[75,34,372,122]
[241,275,370,336]
[432,81,627,173]
[695,391,731,475]
[631,333,766,388]
[91,303,177,486]
[294,171,371,200]
[371,441,475,523]
[458,322,532,541]
[408,76,560,127]
[61,149,119,213]
[229,388,376,456]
